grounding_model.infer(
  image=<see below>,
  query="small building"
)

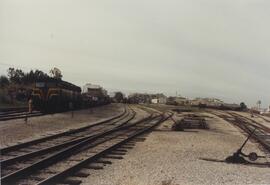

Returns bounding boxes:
[151,96,167,104]
[82,83,107,100]
[158,96,167,104]
[175,96,188,105]
[128,93,167,104]
[151,98,158,104]
[150,93,167,104]
[166,96,188,105]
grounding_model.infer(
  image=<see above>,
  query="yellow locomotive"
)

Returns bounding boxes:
[32,80,82,112]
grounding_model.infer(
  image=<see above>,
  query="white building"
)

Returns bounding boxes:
[82,83,102,93]
[151,98,158,104]
[151,97,167,104]
[82,83,108,98]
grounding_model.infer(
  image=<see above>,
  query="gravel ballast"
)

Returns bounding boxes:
[81,110,270,185]
[0,104,123,147]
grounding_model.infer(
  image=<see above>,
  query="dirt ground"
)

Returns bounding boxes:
[0,104,123,147]
[81,109,270,185]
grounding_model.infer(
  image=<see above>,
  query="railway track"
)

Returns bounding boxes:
[1,106,131,182]
[0,107,28,113]
[1,107,171,185]
[0,107,46,121]
[0,105,125,122]
[229,112,270,133]
[0,105,130,159]
[0,110,44,121]
[211,110,270,153]
[257,114,270,124]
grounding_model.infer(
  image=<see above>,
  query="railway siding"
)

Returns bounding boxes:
[211,111,270,154]
[0,104,124,147]
[1,107,171,185]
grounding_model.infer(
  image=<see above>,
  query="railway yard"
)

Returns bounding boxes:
[0,104,269,185]
[1,1,270,184]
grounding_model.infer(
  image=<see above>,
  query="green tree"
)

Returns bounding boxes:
[23,69,52,83]
[240,102,247,110]
[7,67,25,84]
[33,69,51,82]
[6,67,55,84]
[114,92,124,103]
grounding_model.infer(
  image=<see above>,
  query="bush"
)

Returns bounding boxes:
[0,75,9,88]
[0,89,12,104]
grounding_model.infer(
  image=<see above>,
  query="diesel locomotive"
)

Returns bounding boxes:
[32,80,82,112]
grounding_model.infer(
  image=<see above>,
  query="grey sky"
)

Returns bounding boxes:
[0,0,269,107]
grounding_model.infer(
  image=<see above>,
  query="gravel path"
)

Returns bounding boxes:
[81,110,270,185]
[0,104,123,147]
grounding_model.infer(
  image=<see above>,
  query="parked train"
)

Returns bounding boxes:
[32,80,110,112]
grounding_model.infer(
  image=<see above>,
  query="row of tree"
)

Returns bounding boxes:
[0,67,63,88]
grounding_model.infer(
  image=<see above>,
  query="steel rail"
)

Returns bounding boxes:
[0,107,135,169]
[211,111,270,153]
[0,107,130,166]
[1,112,155,184]
[0,112,45,121]
[38,113,171,185]
[228,112,270,133]
[1,106,127,154]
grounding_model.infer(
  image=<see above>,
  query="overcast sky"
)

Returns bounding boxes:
[0,0,269,107]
